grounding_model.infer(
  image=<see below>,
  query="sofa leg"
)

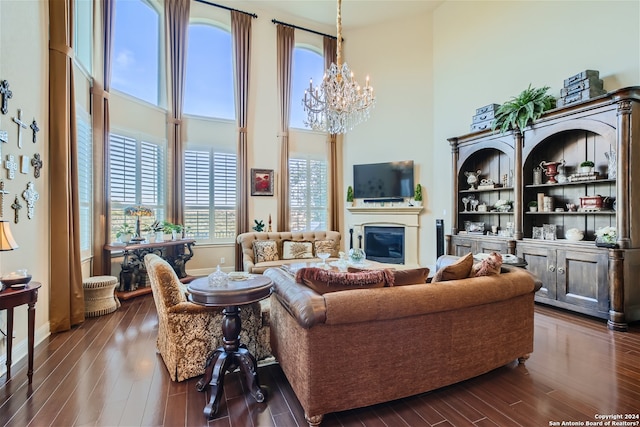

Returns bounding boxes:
[305,413,324,426]
[518,354,530,364]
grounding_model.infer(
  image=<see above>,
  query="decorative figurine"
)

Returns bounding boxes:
[465,170,482,190]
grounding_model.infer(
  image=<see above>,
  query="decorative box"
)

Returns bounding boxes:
[470,120,493,133]
[579,195,603,211]
[472,109,498,124]
[563,70,599,87]
[475,103,500,115]
[557,87,606,107]
[560,77,604,97]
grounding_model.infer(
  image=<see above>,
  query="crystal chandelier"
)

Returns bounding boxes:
[302,0,375,134]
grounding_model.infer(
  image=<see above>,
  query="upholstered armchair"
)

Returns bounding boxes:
[144,254,271,382]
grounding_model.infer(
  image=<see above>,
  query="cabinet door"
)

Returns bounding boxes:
[448,236,474,257]
[556,249,609,316]
[475,239,509,254]
[517,243,557,300]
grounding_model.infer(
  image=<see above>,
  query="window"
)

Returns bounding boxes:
[77,107,93,258]
[291,46,324,129]
[112,0,160,105]
[289,156,328,231]
[109,132,166,240]
[184,24,235,119]
[184,148,237,242]
[74,0,93,73]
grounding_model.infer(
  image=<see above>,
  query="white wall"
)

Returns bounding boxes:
[0,0,50,371]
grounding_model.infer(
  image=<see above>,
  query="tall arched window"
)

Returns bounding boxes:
[112,0,161,105]
[290,46,324,129]
[184,23,235,119]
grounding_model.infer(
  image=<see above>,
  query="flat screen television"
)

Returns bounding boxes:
[353,161,414,199]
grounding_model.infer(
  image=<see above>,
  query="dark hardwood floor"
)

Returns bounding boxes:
[1,295,639,427]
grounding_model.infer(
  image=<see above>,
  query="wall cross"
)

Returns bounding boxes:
[11,195,21,224]
[12,109,28,148]
[0,181,8,219]
[0,129,7,158]
[30,119,39,143]
[0,80,12,115]
[22,181,39,219]
[5,154,17,179]
[31,153,43,178]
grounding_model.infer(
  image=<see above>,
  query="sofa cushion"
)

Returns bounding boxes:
[347,266,430,287]
[282,240,314,259]
[314,239,339,257]
[470,252,503,277]
[431,252,473,283]
[253,240,279,263]
[295,267,390,294]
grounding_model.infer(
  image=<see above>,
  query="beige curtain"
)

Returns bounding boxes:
[165,0,191,224]
[276,25,294,231]
[324,36,341,231]
[231,11,252,271]
[91,0,114,276]
[49,0,85,332]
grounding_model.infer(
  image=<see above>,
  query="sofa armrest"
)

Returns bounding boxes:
[263,267,327,329]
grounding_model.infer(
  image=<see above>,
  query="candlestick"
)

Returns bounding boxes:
[358,233,362,249]
[349,228,353,249]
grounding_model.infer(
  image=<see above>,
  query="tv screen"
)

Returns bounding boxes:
[353,161,414,199]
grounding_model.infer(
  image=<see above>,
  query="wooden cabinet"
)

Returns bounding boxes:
[447,87,640,330]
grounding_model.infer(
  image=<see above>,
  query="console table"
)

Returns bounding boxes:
[104,239,195,299]
[0,281,41,384]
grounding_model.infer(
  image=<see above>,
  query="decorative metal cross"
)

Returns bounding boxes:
[0,129,7,158]
[12,109,28,148]
[11,195,21,224]
[0,181,8,219]
[31,153,43,178]
[4,154,17,179]
[0,80,12,115]
[22,181,39,220]
[30,119,39,143]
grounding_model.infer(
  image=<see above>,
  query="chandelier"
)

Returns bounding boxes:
[302,0,375,134]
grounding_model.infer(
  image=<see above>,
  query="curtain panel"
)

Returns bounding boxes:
[323,36,341,231]
[49,0,85,332]
[276,25,294,232]
[231,11,252,271]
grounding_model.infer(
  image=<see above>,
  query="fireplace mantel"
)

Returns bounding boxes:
[346,205,423,267]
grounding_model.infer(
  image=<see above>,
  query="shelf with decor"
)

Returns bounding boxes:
[447,86,640,331]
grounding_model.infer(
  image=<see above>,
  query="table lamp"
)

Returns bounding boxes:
[0,220,18,251]
[124,205,153,242]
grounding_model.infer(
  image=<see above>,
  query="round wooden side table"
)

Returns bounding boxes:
[187,274,272,419]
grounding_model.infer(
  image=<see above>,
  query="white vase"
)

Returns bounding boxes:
[580,166,592,174]
[155,231,164,242]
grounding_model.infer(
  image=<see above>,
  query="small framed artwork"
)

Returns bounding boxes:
[251,168,274,196]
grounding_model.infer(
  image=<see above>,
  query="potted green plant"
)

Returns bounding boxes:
[161,220,176,240]
[492,84,556,134]
[413,183,423,207]
[528,200,538,212]
[580,160,595,173]
[115,223,135,243]
[346,186,354,205]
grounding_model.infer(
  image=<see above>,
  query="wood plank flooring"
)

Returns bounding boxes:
[1,295,639,427]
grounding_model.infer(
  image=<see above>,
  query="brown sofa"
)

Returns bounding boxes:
[263,256,542,426]
[236,231,341,274]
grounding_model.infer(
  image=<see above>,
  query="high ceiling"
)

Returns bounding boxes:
[242,1,444,31]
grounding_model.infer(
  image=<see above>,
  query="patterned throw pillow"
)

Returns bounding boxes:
[347,266,430,286]
[431,252,474,283]
[470,252,503,277]
[295,267,390,294]
[253,240,279,263]
[282,240,314,259]
[314,239,339,258]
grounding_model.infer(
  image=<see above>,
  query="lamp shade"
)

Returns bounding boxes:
[0,220,19,251]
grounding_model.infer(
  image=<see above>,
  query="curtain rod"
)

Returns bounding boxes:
[194,0,258,18]
[271,19,337,40]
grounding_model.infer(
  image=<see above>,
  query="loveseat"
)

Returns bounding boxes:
[263,255,542,426]
[237,231,341,274]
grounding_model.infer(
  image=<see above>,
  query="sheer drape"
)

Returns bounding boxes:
[165,0,191,224]
[324,36,341,231]
[276,25,294,232]
[49,0,85,332]
[231,11,252,271]
[91,0,114,276]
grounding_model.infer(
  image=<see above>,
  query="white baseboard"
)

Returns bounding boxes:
[0,322,50,378]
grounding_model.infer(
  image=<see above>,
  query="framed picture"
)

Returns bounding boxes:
[251,168,274,196]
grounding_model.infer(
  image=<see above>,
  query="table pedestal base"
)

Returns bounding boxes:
[196,305,265,419]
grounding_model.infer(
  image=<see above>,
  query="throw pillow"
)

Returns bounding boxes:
[347,266,430,286]
[431,252,474,283]
[295,267,389,294]
[314,239,339,258]
[470,252,503,277]
[282,240,314,259]
[253,240,279,263]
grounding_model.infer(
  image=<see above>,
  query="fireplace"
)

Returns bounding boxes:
[364,226,405,264]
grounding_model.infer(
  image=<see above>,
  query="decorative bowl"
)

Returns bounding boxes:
[565,228,584,242]
[1,274,32,289]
